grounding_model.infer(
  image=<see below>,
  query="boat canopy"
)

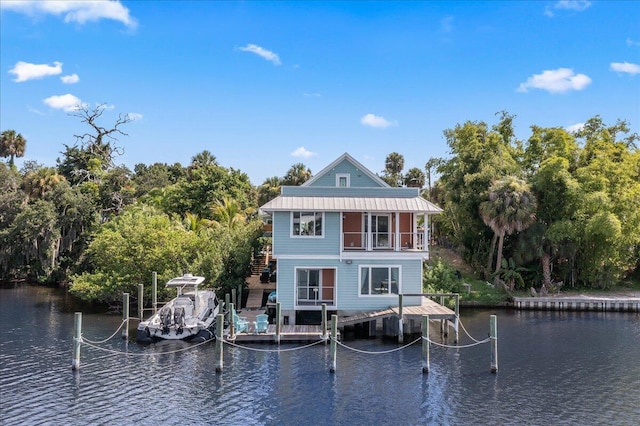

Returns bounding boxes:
[166,274,205,288]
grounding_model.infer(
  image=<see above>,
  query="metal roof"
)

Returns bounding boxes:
[261,196,443,213]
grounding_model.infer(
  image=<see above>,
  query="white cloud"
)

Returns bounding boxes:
[237,44,281,65]
[303,92,321,97]
[627,38,640,47]
[610,62,640,75]
[0,0,137,28]
[440,16,454,33]
[291,147,316,159]
[360,113,397,128]
[43,94,84,112]
[9,61,62,82]
[517,68,592,93]
[61,73,80,84]
[566,123,584,133]
[127,112,143,121]
[545,0,591,17]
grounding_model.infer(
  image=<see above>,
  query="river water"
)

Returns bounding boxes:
[1,285,639,425]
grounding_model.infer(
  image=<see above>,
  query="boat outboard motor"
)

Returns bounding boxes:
[160,307,172,334]
[174,307,185,334]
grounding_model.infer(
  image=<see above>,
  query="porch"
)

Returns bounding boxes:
[341,211,429,252]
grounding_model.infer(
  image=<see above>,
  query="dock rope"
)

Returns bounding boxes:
[77,335,213,356]
[423,336,490,349]
[81,320,127,344]
[456,316,486,344]
[335,337,422,354]
[223,338,326,353]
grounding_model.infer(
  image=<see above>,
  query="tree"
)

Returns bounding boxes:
[258,176,281,206]
[22,166,65,201]
[382,152,404,186]
[210,197,246,229]
[282,163,312,186]
[424,157,443,196]
[0,130,26,166]
[479,176,537,273]
[404,167,425,188]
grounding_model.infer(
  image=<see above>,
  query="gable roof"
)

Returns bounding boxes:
[302,152,389,188]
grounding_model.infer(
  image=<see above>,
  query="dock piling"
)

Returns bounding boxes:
[72,312,82,371]
[122,293,129,339]
[330,314,337,372]
[422,315,430,374]
[152,272,157,314]
[275,302,281,344]
[398,294,404,344]
[490,314,498,373]
[138,283,144,320]
[229,302,235,339]
[321,303,327,341]
[215,313,224,373]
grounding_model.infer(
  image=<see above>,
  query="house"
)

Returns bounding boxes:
[259,153,442,325]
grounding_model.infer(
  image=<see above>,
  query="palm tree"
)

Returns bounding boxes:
[383,152,404,186]
[22,167,65,200]
[0,130,26,166]
[258,176,281,206]
[479,176,537,273]
[183,212,211,232]
[282,163,312,186]
[404,167,425,188]
[210,197,245,229]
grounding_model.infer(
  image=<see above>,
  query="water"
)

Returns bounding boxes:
[1,285,639,425]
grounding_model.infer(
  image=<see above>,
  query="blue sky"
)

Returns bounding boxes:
[1,1,639,185]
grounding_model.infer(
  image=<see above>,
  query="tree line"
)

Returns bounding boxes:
[1,107,638,302]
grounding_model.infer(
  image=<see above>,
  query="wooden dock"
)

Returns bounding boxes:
[513,296,640,312]
[229,324,331,343]
[338,295,458,326]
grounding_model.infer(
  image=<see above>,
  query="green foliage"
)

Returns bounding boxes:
[423,259,460,293]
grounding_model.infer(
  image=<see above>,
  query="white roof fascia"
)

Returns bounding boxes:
[260,196,443,213]
[302,152,390,188]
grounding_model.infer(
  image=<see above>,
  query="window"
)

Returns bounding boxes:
[297,269,320,302]
[336,173,350,187]
[360,266,399,295]
[292,212,323,237]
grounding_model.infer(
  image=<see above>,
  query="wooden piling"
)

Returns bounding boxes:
[215,313,224,373]
[490,314,498,373]
[231,288,237,309]
[422,315,430,374]
[275,302,281,344]
[398,294,404,344]
[229,302,235,339]
[321,303,327,341]
[224,293,230,318]
[330,314,337,372]
[152,272,157,314]
[122,293,129,339]
[237,283,242,309]
[72,312,82,371]
[138,283,144,320]
[439,295,446,336]
[454,294,460,343]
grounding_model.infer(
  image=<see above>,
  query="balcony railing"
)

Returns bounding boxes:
[342,232,426,251]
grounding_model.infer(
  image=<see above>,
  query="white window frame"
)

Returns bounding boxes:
[336,173,350,188]
[358,265,401,296]
[291,211,324,238]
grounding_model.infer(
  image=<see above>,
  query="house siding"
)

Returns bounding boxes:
[306,160,383,188]
[272,211,341,256]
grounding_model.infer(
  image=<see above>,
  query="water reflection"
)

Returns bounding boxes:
[1,286,639,425]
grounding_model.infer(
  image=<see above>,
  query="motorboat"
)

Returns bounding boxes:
[136,274,220,343]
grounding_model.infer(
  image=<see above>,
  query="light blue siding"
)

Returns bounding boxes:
[275,258,423,311]
[307,158,384,188]
[272,211,341,256]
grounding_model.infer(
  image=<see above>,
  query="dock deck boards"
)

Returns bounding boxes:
[229,324,331,342]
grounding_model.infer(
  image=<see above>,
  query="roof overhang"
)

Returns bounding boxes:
[261,196,443,214]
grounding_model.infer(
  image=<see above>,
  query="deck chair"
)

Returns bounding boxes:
[253,314,269,334]
[232,309,249,333]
